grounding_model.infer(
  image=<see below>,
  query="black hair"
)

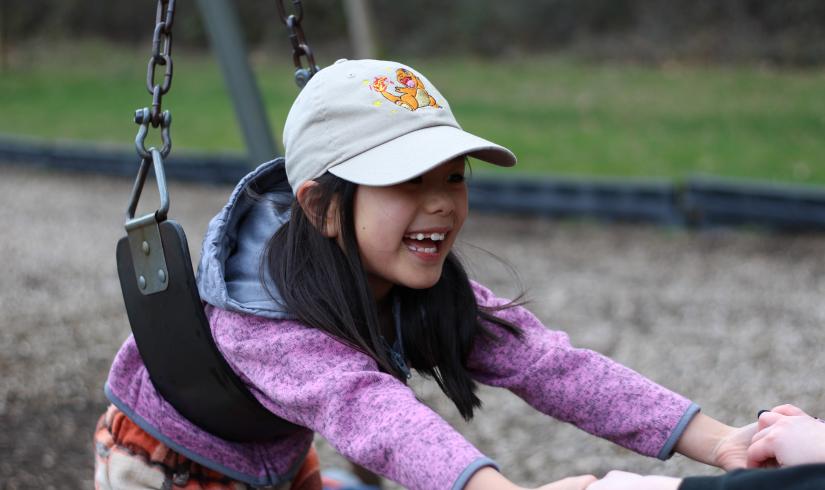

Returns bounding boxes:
[264,173,521,420]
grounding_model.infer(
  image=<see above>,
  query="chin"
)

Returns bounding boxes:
[402,272,442,290]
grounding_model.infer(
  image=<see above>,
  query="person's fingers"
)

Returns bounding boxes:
[747,435,776,468]
[584,471,639,489]
[601,471,638,480]
[771,404,807,417]
[569,474,598,487]
[585,472,683,490]
[751,425,772,445]
[541,474,598,490]
[757,411,783,431]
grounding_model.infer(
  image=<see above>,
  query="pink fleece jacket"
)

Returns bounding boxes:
[105,281,697,489]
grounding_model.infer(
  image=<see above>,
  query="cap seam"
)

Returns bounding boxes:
[314,77,339,178]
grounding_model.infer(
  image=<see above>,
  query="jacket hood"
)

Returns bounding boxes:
[197,158,294,319]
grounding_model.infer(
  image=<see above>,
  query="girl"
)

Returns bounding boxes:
[97,59,753,490]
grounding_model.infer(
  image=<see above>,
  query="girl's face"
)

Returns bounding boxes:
[353,157,468,301]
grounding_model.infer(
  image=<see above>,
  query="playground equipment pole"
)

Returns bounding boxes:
[196,0,279,166]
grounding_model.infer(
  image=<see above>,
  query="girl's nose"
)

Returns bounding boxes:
[423,188,454,216]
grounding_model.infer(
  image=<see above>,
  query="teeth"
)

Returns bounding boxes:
[406,232,446,241]
[407,244,437,253]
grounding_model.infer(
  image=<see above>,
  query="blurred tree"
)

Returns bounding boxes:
[343,0,376,59]
[2,0,824,65]
[1,0,8,70]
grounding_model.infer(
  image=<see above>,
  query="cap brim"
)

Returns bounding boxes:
[328,125,516,186]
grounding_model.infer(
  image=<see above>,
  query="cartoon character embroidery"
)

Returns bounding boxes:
[370,68,441,111]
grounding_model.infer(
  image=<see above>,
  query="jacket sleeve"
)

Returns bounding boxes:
[679,464,825,490]
[209,307,496,490]
[466,282,698,459]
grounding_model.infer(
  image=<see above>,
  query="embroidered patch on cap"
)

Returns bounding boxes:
[367,68,442,111]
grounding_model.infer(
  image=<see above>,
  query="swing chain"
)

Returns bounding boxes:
[134,0,175,159]
[275,0,303,24]
[127,0,174,229]
[145,0,176,129]
[275,0,319,88]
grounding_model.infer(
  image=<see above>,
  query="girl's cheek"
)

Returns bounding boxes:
[356,224,395,254]
[376,202,414,231]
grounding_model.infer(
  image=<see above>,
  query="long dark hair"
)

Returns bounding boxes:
[264,173,521,420]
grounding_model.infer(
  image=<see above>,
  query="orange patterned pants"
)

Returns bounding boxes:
[94,405,322,490]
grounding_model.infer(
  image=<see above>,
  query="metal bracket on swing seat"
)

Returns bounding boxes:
[124,148,170,295]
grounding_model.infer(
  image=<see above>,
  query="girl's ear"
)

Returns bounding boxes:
[296,180,340,238]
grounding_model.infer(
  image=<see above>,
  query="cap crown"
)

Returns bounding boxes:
[283,59,461,191]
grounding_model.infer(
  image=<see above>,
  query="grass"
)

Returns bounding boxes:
[2,40,825,185]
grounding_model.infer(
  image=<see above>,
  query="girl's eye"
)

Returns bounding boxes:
[448,173,465,183]
[404,176,423,185]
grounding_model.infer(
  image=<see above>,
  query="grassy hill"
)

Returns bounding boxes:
[2,41,824,185]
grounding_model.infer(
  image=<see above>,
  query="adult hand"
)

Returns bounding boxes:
[534,474,597,490]
[747,404,825,468]
[584,471,681,490]
[765,403,808,420]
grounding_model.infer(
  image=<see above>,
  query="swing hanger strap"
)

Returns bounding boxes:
[144,0,177,129]
[275,0,319,87]
[128,0,174,227]
[125,147,170,228]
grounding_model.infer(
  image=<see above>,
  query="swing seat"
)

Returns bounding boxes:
[117,219,300,442]
[114,0,319,445]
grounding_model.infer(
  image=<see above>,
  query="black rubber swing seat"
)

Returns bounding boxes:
[116,219,300,442]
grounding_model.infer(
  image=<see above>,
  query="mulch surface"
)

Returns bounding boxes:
[2,165,824,489]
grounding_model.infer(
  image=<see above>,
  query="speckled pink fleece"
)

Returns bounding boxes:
[105,281,695,490]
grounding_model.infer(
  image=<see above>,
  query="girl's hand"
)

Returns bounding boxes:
[584,471,681,490]
[534,474,598,490]
[675,413,757,470]
[708,421,758,470]
[747,404,825,468]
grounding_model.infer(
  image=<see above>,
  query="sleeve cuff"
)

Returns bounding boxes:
[451,457,499,490]
[657,402,701,460]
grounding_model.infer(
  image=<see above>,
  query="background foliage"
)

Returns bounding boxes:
[4,0,825,65]
[2,1,824,184]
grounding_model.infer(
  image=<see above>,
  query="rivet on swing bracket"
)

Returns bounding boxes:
[127,221,169,295]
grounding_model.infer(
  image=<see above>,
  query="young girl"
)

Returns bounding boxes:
[96,59,753,490]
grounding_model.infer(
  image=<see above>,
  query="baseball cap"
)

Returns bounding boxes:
[283,58,516,193]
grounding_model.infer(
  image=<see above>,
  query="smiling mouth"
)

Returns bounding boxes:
[402,232,447,254]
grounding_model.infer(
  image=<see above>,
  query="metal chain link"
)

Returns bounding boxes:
[275,0,319,88]
[135,0,175,159]
[127,0,175,226]
[146,0,175,126]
